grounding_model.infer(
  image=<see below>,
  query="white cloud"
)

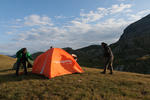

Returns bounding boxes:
[2,3,150,54]
[110,3,132,14]
[80,10,104,23]
[77,3,132,23]
[67,20,91,33]
[55,15,75,19]
[24,14,53,26]
[10,16,130,54]
[128,9,150,21]
[55,15,67,19]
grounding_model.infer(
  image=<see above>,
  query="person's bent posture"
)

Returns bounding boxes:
[101,42,114,74]
[16,48,33,76]
[72,54,77,61]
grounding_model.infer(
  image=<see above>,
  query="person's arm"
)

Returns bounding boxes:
[26,52,33,60]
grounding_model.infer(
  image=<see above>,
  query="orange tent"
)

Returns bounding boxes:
[32,48,83,79]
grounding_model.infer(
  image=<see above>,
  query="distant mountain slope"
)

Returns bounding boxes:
[31,14,150,74]
[64,45,103,67]
[31,46,103,67]
[65,14,150,73]
[31,52,44,60]
[111,14,150,73]
[112,14,150,56]
[0,55,16,70]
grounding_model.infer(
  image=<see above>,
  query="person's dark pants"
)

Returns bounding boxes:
[16,60,27,76]
[103,57,114,74]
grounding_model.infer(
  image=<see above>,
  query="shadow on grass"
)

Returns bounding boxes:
[0,71,48,84]
[0,69,13,73]
[82,66,103,69]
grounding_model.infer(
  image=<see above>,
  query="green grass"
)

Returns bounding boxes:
[0,55,150,100]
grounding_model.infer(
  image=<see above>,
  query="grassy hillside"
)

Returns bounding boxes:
[0,55,150,100]
[0,55,16,71]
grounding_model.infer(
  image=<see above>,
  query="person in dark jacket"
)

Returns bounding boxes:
[101,42,114,74]
[16,48,33,76]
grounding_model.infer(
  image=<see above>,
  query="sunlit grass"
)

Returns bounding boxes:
[0,55,150,100]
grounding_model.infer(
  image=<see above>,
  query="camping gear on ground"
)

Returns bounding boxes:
[32,48,83,79]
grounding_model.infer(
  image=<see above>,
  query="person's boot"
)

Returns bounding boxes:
[109,71,113,75]
[101,71,106,74]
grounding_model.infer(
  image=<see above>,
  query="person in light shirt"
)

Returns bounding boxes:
[72,54,77,61]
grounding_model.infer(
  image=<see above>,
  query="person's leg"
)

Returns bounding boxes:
[109,57,114,74]
[103,58,110,74]
[16,60,21,76]
[22,61,27,75]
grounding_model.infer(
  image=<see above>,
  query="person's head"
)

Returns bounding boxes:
[101,42,107,48]
[50,46,53,49]
[22,48,27,54]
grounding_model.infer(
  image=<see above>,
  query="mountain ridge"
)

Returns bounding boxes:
[4,14,150,74]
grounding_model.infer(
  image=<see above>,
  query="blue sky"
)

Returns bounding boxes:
[0,0,150,54]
